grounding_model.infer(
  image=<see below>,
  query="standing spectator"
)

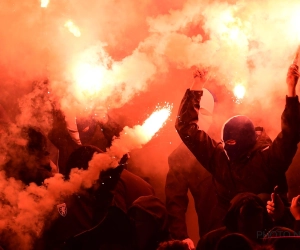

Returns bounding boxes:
[175,62,300,248]
[166,88,216,249]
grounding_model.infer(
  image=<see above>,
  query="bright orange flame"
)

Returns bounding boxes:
[140,105,171,141]
[40,0,49,8]
[233,84,246,99]
[64,20,81,37]
[73,62,105,98]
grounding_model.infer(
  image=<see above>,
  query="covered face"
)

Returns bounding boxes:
[221,115,256,161]
[198,88,214,132]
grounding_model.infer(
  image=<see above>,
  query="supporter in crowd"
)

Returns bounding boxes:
[37,145,168,250]
[49,108,122,176]
[175,62,300,248]
[198,192,272,250]
[166,88,217,250]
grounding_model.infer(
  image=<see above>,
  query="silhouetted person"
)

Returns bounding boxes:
[175,63,300,248]
[166,89,217,249]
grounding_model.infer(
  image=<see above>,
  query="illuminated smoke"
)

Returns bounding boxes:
[87,104,172,187]
[233,84,246,100]
[40,0,49,8]
[0,105,171,249]
[2,0,300,247]
[64,20,81,38]
[293,45,300,65]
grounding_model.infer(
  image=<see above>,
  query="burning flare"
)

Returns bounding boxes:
[64,20,81,37]
[73,62,105,99]
[82,104,173,187]
[233,84,246,99]
[40,0,49,8]
[140,106,172,141]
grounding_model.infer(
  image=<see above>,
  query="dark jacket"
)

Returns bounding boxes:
[165,143,220,240]
[37,169,155,250]
[198,193,273,250]
[175,89,300,207]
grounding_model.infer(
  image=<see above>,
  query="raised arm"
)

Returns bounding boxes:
[175,69,221,173]
[267,63,300,173]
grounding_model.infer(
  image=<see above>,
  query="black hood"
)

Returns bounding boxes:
[223,192,272,232]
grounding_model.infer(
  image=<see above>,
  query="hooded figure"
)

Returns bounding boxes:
[175,78,300,249]
[166,88,216,246]
[222,115,256,162]
[198,193,273,250]
[36,145,166,250]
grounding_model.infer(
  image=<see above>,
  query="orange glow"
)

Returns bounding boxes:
[140,105,172,141]
[73,62,105,99]
[40,0,49,8]
[233,84,246,99]
[293,45,300,65]
[289,11,300,42]
[64,20,81,37]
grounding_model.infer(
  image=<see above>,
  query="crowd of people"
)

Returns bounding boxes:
[0,61,300,250]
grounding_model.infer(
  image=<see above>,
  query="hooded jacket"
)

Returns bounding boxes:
[198,193,273,250]
[175,89,300,207]
[165,143,220,240]
[37,169,155,250]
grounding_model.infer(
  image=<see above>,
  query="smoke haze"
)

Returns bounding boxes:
[1,0,300,248]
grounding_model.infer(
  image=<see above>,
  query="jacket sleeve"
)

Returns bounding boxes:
[165,158,189,240]
[267,96,300,173]
[175,89,220,174]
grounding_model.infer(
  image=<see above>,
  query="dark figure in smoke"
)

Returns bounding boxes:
[49,107,123,177]
[37,145,168,250]
[198,193,273,250]
[175,63,300,249]
[3,126,55,185]
[166,89,217,249]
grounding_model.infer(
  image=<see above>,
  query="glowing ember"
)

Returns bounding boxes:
[73,62,105,98]
[141,105,171,141]
[233,84,246,99]
[64,20,81,37]
[40,0,49,8]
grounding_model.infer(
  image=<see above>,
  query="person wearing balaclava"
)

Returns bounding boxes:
[166,88,218,250]
[49,106,123,177]
[175,62,300,250]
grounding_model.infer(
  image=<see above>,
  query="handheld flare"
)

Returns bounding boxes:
[293,45,300,65]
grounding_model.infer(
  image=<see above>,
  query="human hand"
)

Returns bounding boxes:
[290,195,300,220]
[266,193,285,221]
[191,68,209,91]
[182,238,195,250]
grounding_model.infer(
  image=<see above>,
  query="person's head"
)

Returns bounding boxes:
[198,88,214,132]
[216,233,255,250]
[263,227,300,250]
[221,115,256,161]
[157,240,189,250]
[224,193,272,242]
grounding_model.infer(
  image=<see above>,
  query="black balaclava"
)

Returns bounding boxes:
[76,116,97,144]
[222,115,256,161]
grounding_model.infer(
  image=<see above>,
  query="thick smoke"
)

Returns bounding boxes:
[1,0,300,248]
[0,106,170,249]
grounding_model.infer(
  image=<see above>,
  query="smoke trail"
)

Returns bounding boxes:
[0,105,171,249]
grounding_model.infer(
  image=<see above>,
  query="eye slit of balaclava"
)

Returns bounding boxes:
[222,115,256,161]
